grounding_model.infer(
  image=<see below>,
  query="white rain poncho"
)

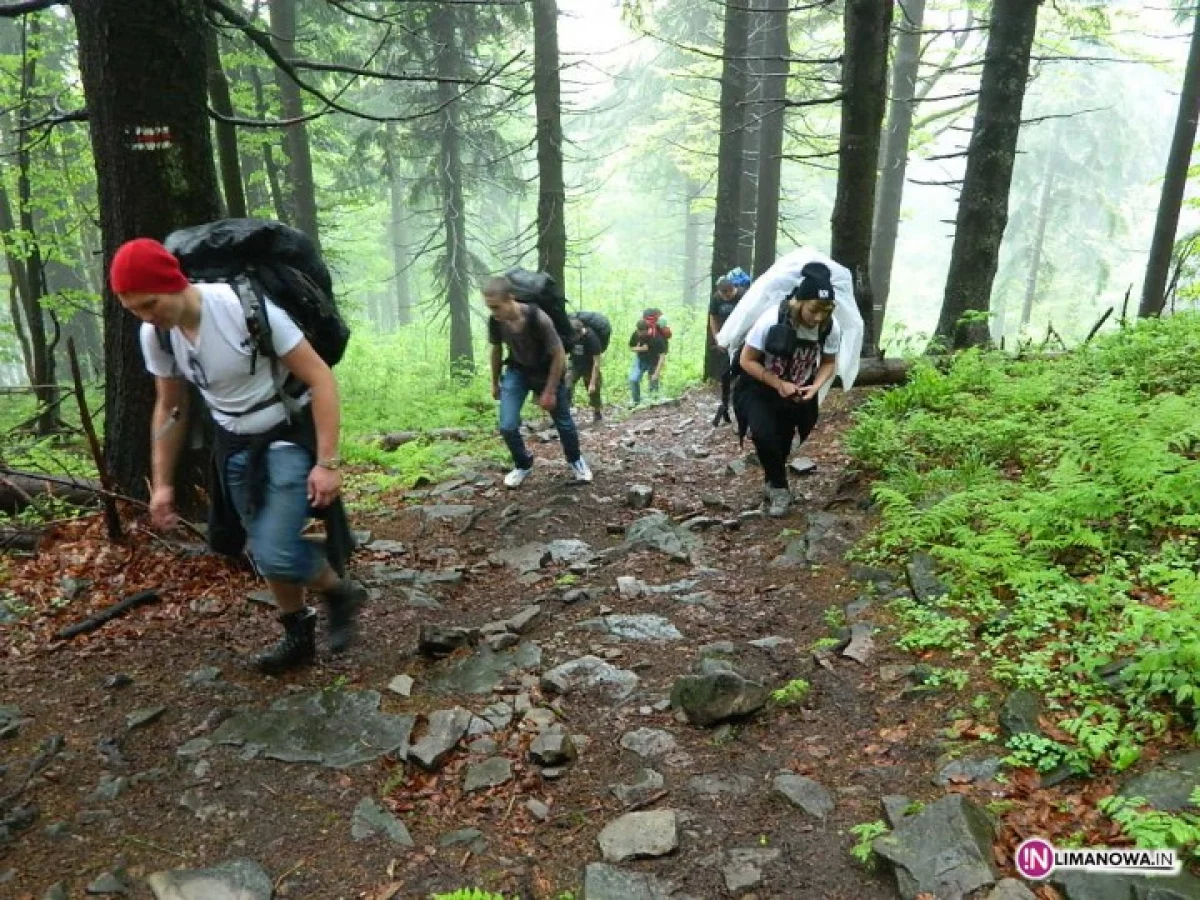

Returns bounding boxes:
[715,246,865,403]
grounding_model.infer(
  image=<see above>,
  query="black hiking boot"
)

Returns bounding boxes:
[321,579,366,654]
[252,607,317,675]
[712,402,730,427]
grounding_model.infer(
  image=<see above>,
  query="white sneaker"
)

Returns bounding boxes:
[504,464,534,489]
[570,457,594,483]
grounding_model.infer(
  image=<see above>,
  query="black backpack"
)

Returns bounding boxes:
[162,218,349,371]
[504,267,573,346]
[575,311,612,353]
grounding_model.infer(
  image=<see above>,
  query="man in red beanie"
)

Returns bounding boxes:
[110,236,364,674]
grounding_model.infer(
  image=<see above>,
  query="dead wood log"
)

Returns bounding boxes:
[0,527,42,553]
[54,589,159,641]
[0,470,101,514]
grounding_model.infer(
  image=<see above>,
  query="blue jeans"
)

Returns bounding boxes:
[629,356,659,404]
[225,444,323,584]
[498,367,581,469]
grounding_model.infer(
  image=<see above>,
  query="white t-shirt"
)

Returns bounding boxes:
[745,306,841,387]
[139,282,310,435]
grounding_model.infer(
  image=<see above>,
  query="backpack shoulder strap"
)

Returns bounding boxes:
[229,273,302,420]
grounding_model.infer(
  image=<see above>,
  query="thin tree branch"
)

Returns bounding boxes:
[0,0,63,16]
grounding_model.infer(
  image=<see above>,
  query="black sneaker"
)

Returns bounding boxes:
[252,607,317,675]
[322,580,366,654]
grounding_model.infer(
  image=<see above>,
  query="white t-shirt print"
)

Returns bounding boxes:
[745,305,841,388]
[139,282,310,435]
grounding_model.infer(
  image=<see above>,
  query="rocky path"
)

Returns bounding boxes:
[0,388,1056,899]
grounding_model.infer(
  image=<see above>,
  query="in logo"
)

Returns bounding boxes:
[1015,837,1056,880]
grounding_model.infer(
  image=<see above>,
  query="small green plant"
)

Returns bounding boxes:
[903,800,925,816]
[1098,791,1200,858]
[1002,733,1086,775]
[971,693,992,711]
[771,679,811,707]
[555,573,579,587]
[811,637,842,651]
[823,606,847,630]
[849,820,890,868]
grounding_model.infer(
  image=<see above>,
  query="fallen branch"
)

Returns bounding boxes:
[68,338,122,540]
[53,589,160,641]
[0,527,42,553]
[0,734,63,809]
[1084,307,1114,345]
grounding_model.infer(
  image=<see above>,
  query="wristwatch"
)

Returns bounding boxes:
[316,457,342,472]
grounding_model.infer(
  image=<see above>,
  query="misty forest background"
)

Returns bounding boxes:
[0,0,1199,509]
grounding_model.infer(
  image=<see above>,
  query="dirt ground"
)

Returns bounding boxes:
[0,386,1041,899]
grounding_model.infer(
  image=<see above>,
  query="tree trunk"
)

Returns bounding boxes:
[72,0,222,510]
[934,0,1041,350]
[1140,0,1200,318]
[738,2,764,268]
[205,25,247,219]
[706,0,751,377]
[385,123,412,327]
[869,0,926,346]
[831,0,894,357]
[14,17,57,435]
[1019,151,1056,331]
[752,0,790,278]
[0,181,34,384]
[269,0,320,251]
[432,6,474,372]
[533,0,567,290]
[249,66,289,222]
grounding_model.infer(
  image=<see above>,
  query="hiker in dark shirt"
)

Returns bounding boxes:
[566,316,605,424]
[485,275,594,489]
[710,268,749,426]
[628,318,667,405]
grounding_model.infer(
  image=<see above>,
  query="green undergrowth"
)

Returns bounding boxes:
[847,313,1200,854]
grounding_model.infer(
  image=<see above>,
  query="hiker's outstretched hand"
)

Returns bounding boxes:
[308,464,341,509]
[537,390,557,413]
[150,485,177,531]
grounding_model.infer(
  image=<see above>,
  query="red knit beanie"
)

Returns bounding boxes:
[109,238,190,295]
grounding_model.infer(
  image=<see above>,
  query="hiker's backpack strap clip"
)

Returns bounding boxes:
[231,272,301,422]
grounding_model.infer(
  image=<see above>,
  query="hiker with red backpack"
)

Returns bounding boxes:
[734,262,840,518]
[485,273,594,488]
[628,316,668,405]
[110,227,365,675]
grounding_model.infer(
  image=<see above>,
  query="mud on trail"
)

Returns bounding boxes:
[0,387,1035,899]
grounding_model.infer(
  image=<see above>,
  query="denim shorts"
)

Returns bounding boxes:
[225,443,322,584]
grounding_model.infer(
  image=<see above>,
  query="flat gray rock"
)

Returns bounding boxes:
[612,768,665,807]
[999,689,1042,737]
[489,542,552,574]
[401,587,442,609]
[597,809,679,863]
[409,707,472,770]
[842,622,875,665]
[1049,869,1200,899]
[620,727,677,759]
[427,642,542,695]
[583,862,674,900]
[934,756,1004,787]
[985,880,1037,900]
[773,773,834,818]
[688,773,754,797]
[126,706,167,730]
[86,870,130,895]
[724,847,781,893]
[415,504,475,520]
[211,691,415,769]
[907,551,949,603]
[1118,750,1200,812]
[464,756,513,792]
[624,512,700,561]
[351,798,414,846]
[872,795,996,900]
[578,614,683,642]
[541,655,640,701]
[146,859,273,900]
[547,539,593,565]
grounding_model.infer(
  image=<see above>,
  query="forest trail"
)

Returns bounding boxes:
[2,387,1027,900]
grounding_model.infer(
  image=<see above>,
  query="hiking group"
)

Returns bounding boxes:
[109,216,852,675]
